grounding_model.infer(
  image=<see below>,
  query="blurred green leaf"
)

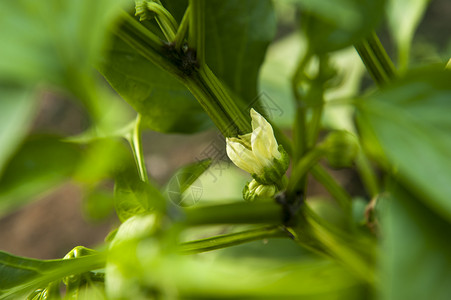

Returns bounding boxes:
[259,33,364,129]
[295,0,385,53]
[382,181,451,300]
[0,135,82,215]
[0,250,105,300]
[204,0,276,103]
[387,0,431,70]
[357,68,451,221]
[163,159,211,207]
[114,169,165,222]
[108,233,364,299]
[74,138,129,184]
[83,187,115,222]
[0,85,37,175]
[0,0,129,89]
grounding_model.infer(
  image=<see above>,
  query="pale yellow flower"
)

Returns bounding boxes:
[226,109,283,177]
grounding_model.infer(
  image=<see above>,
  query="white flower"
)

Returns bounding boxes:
[226,109,288,184]
[226,109,282,175]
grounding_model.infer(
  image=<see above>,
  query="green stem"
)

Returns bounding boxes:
[116,12,250,137]
[292,105,307,162]
[183,202,283,226]
[291,51,312,163]
[307,103,324,148]
[311,165,352,215]
[198,66,251,134]
[128,115,149,183]
[354,32,396,86]
[188,0,205,66]
[174,5,191,49]
[355,151,379,197]
[179,226,289,254]
[146,2,178,41]
[301,206,376,284]
[286,146,326,198]
[115,12,181,76]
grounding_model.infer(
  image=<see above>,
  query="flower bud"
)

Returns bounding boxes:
[226,109,289,185]
[243,179,276,202]
[323,130,359,168]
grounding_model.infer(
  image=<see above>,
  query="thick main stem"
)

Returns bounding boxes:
[115,11,251,137]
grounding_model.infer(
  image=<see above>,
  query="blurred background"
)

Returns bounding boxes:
[0,0,449,260]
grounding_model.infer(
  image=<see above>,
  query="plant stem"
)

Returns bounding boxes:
[355,151,379,197]
[115,12,251,137]
[291,51,312,163]
[183,202,283,226]
[128,115,149,183]
[198,66,251,133]
[174,5,191,49]
[188,0,205,66]
[354,32,396,86]
[179,226,289,254]
[145,2,178,41]
[300,206,376,284]
[286,147,326,198]
[311,165,352,215]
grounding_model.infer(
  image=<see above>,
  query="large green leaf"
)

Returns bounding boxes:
[0,85,36,175]
[381,181,451,300]
[0,0,128,89]
[0,250,105,300]
[204,0,276,103]
[294,0,385,53]
[0,135,82,215]
[356,68,451,221]
[98,37,211,133]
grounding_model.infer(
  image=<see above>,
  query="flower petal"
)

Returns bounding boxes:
[226,138,259,174]
[250,110,281,166]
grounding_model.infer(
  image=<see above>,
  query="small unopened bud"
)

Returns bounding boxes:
[323,131,359,168]
[243,179,276,202]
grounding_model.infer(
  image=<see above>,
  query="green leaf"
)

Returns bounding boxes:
[0,250,105,300]
[114,169,165,222]
[356,68,451,221]
[387,0,431,70]
[0,84,37,175]
[0,0,129,89]
[204,0,277,103]
[82,187,115,222]
[98,36,212,133]
[0,135,82,216]
[295,0,386,53]
[382,181,451,300]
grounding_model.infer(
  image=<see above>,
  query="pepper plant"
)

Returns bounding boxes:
[0,0,450,299]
